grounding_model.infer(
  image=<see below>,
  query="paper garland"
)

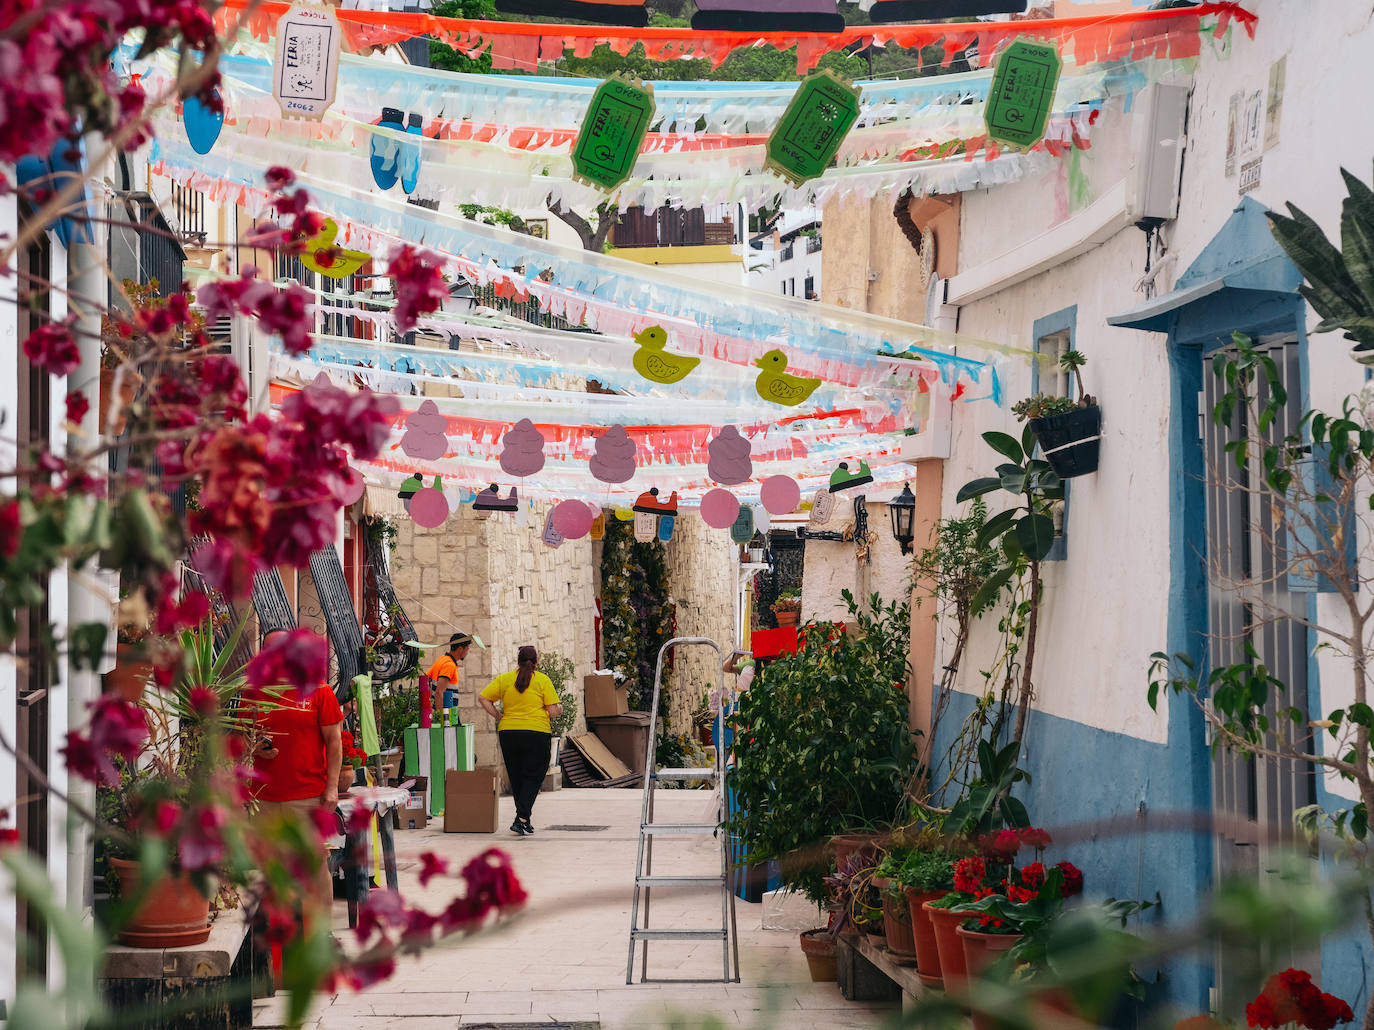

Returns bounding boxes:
[216,1,1257,75]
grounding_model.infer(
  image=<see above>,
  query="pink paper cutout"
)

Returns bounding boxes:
[707,425,752,485]
[499,418,546,477]
[400,399,449,461]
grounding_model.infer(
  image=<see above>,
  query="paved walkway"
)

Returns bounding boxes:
[252,787,897,1030]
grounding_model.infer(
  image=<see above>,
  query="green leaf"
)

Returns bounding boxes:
[1015,513,1056,561]
[1347,702,1374,727]
[983,430,1025,464]
[68,622,107,672]
[974,508,1017,550]
[971,566,1015,615]
[1354,803,1368,840]
[956,477,1003,503]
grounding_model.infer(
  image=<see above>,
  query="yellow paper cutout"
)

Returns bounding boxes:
[300,217,371,279]
[754,349,822,407]
[632,325,701,385]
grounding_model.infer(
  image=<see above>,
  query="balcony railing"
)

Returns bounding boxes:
[611,203,739,249]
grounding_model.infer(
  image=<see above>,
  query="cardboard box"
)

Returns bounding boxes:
[389,775,428,830]
[443,768,499,833]
[583,673,628,718]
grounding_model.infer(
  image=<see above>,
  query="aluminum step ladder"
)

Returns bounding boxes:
[626,637,740,984]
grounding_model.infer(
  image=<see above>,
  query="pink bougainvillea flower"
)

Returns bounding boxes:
[179,804,228,871]
[65,389,90,426]
[190,537,261,602]
[418,851,450,888]
[22,322,80,375]
[245,628,329,698]
[265,166,295,190]
[0,499,20,559]
[61,695,148,786]
[388,245,447,333]
[154,801,181,835]
[187,686,218,719]
[354,888,406,946]
[153,589,209,635]
[309,805,339,842]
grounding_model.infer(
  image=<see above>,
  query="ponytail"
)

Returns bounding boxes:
[514,645,538,692]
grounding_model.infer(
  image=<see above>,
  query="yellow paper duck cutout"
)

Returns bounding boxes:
[754,349,822,407]
[300,218,371,279]
[632,325,701,384]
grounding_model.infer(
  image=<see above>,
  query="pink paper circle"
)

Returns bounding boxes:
[338,467,365,505]
[760,475,801,515]
[552,499,595,539]
[700,489,740,529]
[409,488,450,528]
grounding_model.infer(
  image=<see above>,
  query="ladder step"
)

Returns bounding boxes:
[637,875,726,887]
[655,767,718,781]
[642,823,718,836]
[631,929,727,941]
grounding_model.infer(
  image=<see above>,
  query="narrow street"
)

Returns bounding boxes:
[254,789,896,1030]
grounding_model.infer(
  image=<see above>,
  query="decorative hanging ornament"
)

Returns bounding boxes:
[753,505,772,535]
[760,475,800,515]
[754,349,822,407]
[398,473,423,511]
[984,39,1063,150]
[410,475,450,528]
[473,484,519,512]
[496,0,648,27]
[398,399,449,461]
[338,466,366,506]
[542,508,565,548]
[633,510,657,542]
[499,418,546,477]
[590,425,637,484]
[571,76,655,193]
[700,488,741,530]
[631,325,700,384]
[828,460,873,494]
[764,68,861,188]
[809,487,835,525]
[589,512,607,540]
[300,217,371,279]
[272,4,341,121]
[707,426,753,485]
[632,488,679,516]
[183,89,224,155]
[691,0,842,31]
[613,506,636,522]
[657,514,675,542]
[729,504,755,545]
[552,499,595,539]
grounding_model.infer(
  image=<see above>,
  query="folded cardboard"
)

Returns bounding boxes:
[568,732,632,780]
[443,768,499,833]
[389,775,429,830]
[583,673,628,718]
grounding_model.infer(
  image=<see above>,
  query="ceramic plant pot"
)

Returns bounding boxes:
[906,888,949,987]
[108,857,211,948]
[799,928,837,982]
[924,901,970,989]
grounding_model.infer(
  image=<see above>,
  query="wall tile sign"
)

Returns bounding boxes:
[273,5,341,121]
[572,77,655,192]
[764,69,860,188]
[984,39,1062,150]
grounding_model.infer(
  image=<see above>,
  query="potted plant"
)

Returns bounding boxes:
[771,589,802,627]
[99,278,160,436]
[106,602,154,704]
[1012,349,1100,478]
[339,730,367,793]
[540,651,578,769]
[692,685,719,745]
[873,848,918,965]
[100,617,253,949]
[894,847,960,987]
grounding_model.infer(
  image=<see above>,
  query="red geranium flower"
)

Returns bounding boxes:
[1055,861,1084,897]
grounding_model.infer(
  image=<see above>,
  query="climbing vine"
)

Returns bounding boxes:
[599,519,673,713]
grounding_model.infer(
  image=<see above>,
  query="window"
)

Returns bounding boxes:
[1031,306,1077,561]
[804,275,815,299]
[789,278,796,296]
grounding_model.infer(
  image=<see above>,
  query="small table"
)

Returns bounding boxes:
[335,786,409,927]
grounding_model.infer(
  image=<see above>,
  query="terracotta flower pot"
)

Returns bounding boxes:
[774,608,799,627]
[339,767,359,794]
[906,888,948,987]
[104,642,153,704]
[957,925,1024,1030]
[830,833,878,870]
[799,928,837,982]
[108,857,211,948]
[924,901,970,989]
[99,366,143,436]
[876,879,917,965]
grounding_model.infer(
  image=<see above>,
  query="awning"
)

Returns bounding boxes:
[1108,197,1303,333]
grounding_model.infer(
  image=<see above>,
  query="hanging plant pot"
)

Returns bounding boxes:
[108,857,211,948]
[1029,404,1101,479]
[104,642,153,704]
[799,928,838,982]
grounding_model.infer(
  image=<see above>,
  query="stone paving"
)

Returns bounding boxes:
[252,788,897,1030]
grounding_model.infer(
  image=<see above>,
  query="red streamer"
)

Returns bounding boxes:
[217,2,1256,74]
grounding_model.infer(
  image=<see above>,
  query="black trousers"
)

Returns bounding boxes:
[497,729,550,822]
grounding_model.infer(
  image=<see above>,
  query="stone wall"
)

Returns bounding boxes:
[662,514,738,734]
[800,501,912,624]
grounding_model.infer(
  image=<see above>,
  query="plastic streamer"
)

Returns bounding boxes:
[215,1,1256,74]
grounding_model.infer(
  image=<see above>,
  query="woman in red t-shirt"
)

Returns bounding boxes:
[250,631,344,940]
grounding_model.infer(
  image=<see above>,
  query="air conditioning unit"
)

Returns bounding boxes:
[1125,83,1190,225]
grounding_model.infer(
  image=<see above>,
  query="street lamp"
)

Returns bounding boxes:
[888,483,916,555]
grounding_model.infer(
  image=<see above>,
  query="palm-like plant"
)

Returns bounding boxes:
[1267,163,1374,361]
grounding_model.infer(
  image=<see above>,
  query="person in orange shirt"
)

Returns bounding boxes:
[427,631,472,723]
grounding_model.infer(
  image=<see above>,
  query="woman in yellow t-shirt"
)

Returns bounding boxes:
[479,645,562,836]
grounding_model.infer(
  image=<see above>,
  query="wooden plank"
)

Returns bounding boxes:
[569,732,632,780]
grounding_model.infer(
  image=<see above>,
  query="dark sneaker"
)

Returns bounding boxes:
[520,819,534,836]
[510,818,528,836]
